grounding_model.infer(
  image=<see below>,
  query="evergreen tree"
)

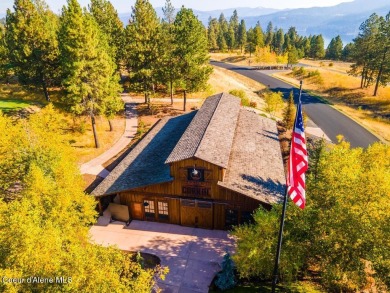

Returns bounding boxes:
[310,35,325,59]
[160,0,177,104]
[372,12,390,96]
[5,0,60,101]
[89,0,124,67]
[274,28,285,55]
[237,19,247,53]
[226,23,235,50]
[218,13,228,51]
[349,14,381,89]
[229,9,239,49]
[246,27,255,56]
[207,17,219,52]
[253,21,264,48]
[59,0,121,148]
[217,27,227,51]
[341,42,355,61]
[325,35,343,60]
[173,6,212,111]
[0,25,9,79]
[265,21,273,47]
[124,0,161,104]
[287,46,299,68]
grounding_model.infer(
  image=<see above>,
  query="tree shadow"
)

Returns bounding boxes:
[241,175,285,199]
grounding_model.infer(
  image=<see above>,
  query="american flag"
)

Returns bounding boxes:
[287,98,308,209]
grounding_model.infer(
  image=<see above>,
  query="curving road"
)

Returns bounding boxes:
[211,60,380,148]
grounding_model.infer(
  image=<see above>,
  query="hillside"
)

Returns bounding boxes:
[120,0,390,45]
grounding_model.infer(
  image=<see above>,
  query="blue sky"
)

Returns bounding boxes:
[1,0,353,15]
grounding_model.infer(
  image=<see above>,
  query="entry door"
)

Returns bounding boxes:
[131,202,143,220]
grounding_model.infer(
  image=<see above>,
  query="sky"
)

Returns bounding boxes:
[1,0,354,15]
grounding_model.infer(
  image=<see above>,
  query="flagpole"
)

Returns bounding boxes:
[271,81,303,293]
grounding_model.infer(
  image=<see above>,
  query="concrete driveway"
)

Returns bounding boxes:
[90,215,236,293]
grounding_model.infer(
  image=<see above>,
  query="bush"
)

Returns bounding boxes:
[215,253,236,291]
[249,101,257,108]
[229,89,250,107]
[231,141,390,291]
[292,66,306,78]
[328,62,334,67]
[263,91,284,117]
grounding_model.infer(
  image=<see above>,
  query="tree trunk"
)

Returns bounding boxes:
[360,68,365,89]
[91,114,100,148]
[41,76,50,102]
[108,119,113,132]
[373,50,387,96]
[183,90,187,112]
[144,92,147,104]
[170,80,173,105]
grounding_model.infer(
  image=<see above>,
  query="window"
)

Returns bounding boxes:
[144,200,155,220]
[187,167,204,182]
[157,201,169,221]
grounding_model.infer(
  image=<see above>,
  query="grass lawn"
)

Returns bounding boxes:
[0,98,37,112]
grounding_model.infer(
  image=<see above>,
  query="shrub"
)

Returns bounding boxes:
[263,91,284,117]
[292,66,306,78]
[328,62,334,67]
[215,253,236,291]
[229,89,250,107]
[249,101,257,108]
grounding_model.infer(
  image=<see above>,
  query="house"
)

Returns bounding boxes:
[92,93,286,230]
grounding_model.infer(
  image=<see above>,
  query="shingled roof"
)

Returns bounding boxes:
[92,112,196,196]
[165,92,241,168]
[92,93,286,204]
[218,109,286,204]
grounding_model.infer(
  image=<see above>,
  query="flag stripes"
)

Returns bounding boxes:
[287,98,308,209]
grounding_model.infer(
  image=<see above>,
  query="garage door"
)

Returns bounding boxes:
[180,199,213,229]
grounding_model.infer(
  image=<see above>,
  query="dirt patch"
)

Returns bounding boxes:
[83,174,105,194]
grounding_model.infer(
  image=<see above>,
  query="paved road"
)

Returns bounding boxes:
[212,61,380,148]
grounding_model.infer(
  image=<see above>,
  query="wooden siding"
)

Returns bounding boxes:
[114,157,267,229]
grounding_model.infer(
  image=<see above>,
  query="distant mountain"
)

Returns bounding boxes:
[119,6,282,26]
[106,1,390,46]
[242,0,390,44]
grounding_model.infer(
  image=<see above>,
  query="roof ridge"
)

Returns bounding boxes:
[193,92,225,159]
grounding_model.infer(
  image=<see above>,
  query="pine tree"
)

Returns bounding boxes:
[89,0,124,67]
[274,28,285,55]
[373,12,390,96]
[0,25,9,79]
[5,0,60,101]
[124,0,161,104]
[229,10,239,49]
[173,6,212,111]
[265,21,273,47]
[59,0,121,148]
[253,21,264,48]
[218,13,228,51]
[310,35,325,59]
[349,14,381,89]
[325,35,343,60]
[207,17,219,52]
[160,0,177,104]
[237,19,247,53]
